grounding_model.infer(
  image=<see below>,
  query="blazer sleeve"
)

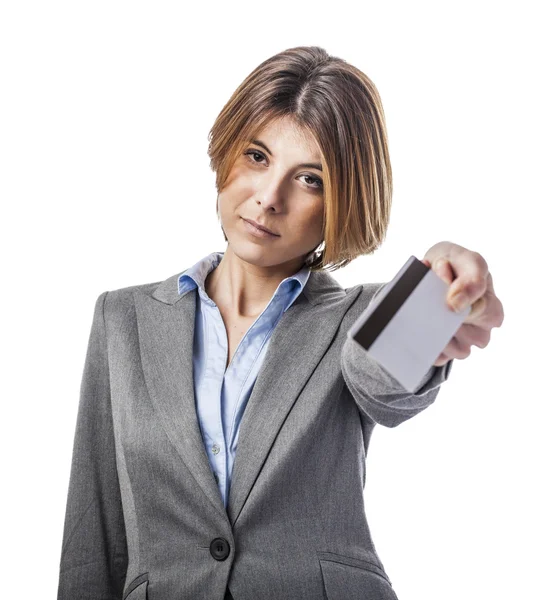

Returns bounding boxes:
[342,283,454,428]
[57,291,128,599]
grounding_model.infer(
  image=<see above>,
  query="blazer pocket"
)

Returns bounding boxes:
[123,572,149,600]
[318,551,399,600]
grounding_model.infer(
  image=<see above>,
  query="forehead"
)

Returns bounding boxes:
[252,116,321,156]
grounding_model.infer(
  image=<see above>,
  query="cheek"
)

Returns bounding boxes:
[308,204,325,229]
[223,163,256,190]
[289,208,324,239]
[220,173,252,211]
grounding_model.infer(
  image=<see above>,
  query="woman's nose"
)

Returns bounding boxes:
[256,175,285,208]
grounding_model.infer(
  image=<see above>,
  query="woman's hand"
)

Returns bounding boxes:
[421,241,505,367]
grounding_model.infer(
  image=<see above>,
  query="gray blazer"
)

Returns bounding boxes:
[57,267,452,600]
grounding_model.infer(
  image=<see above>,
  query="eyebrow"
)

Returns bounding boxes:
[250,139,323,171]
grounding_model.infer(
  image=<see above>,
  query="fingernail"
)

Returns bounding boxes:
[451,292,468,312]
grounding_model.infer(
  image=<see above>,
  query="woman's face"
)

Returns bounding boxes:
[217,115,325,271]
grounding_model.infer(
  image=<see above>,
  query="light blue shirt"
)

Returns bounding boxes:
[178,251,312,508]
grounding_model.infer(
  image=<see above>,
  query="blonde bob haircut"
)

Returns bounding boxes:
[207,45,392,273]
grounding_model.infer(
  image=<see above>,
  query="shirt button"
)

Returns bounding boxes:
[212,444,220,455]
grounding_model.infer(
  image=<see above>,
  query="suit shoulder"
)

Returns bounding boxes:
[345,282,387,302]
[109,278,163,299]
[99,277,165,321]
[340,282,388,322]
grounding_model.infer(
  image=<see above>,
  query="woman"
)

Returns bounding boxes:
[57,46,503,600]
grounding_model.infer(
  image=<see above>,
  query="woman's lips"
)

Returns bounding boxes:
[242,218,280,239]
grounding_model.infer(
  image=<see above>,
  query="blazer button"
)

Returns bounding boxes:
[210,537,230,561]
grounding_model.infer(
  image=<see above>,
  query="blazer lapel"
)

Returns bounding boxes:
[134,273,228,520]
[226,272,363,526]
[134,268,364,526]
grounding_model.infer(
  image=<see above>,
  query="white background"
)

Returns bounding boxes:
[1,1,539,598]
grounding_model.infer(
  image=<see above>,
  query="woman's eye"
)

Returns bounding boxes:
[245,150,266,163]
[244,150,323,190]
[301,174,323,190]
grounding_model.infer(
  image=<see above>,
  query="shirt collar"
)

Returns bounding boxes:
[178,251,312,310]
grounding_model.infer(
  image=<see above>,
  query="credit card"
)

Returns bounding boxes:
[347,255,472,392]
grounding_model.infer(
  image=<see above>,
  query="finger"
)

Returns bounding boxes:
[422,257,456,285]
[454,322,491,348]
[483,272,505,327]
[436,336,472,364]
[446,248,489,304]
[433,258,455,286]
[433,353,450,367]
[462,295,488,324]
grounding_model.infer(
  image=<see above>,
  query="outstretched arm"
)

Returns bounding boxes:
[341,325,453,428]
[342,241,504,428]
